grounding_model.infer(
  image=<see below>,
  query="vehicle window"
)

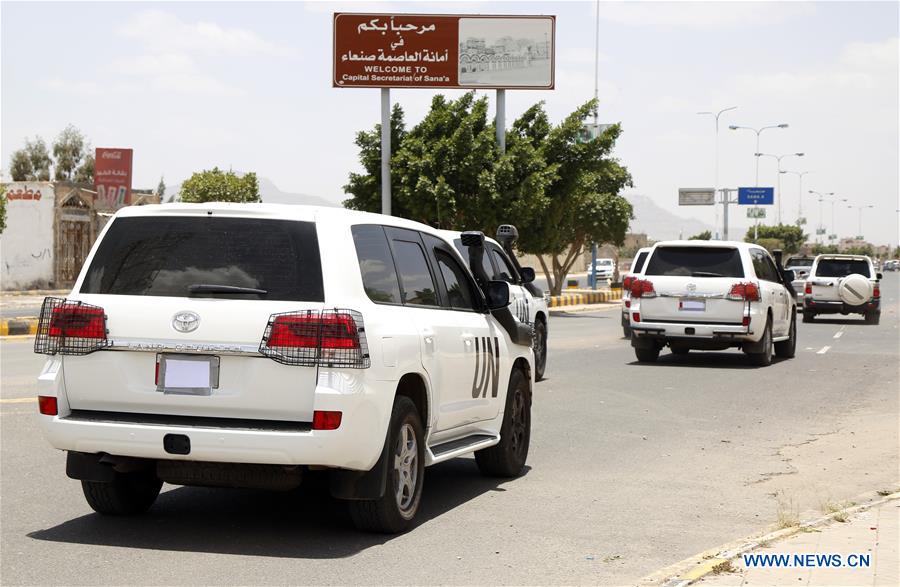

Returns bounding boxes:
[392,240,439,306]
[751,249,779,282]
[633,251,649,273]
[352,225,402,304]
[644,247,744,278]
[81,216,324,301]
[598,259,614,266]
[785,258,812,268]
[434,250,477,310]
[490,246,517,283]
[454,239,496,282]
[815,259,872,278]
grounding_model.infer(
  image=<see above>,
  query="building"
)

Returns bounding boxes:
[0,181,160,290]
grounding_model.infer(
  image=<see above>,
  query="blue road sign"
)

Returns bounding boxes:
[738,187,774,205]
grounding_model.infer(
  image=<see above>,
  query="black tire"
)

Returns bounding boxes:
[670,344,690,355]
[533,319,548,381]
[865,312,880,325]
[349,396,425,533]
[748,319,773,366]
[622,324,632,338]
[634,346,660,363]
[81,470,162,515]
[775,315,797,358]
[475,368,530,478]
[802,311,814,323]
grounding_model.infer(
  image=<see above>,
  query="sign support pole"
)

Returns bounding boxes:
[381,88,391,216]
[496,89,506,154]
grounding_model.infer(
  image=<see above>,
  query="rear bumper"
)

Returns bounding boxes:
[37,361,394,471]
[629,306,761,343]
[804,298,879,314]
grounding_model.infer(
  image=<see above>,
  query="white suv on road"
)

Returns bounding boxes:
[802,254,882,324]
[628,241,798,365]
[439,225,549,380]
[34,203,535,533]
[621,247,652,337]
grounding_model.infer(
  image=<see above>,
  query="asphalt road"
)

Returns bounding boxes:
[1,274,898,585]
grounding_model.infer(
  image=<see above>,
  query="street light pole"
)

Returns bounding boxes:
[698,106,737,239]
[780,170,810,225]
[809,190,835,244]
[847,204,875,240]
[756,152,804,224]
[728,123,789,186]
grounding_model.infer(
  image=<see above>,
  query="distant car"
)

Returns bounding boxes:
[785,256,814,309]
[621,247,652,337]
[587,258,615,281]
[883,260,899,272]
[628,240,797,366]
[803,254,882,324]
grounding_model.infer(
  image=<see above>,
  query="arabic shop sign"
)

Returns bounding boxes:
[334,14,555,89]
[94,148,133,208]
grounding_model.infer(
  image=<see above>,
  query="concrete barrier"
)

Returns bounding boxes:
[0,317,38,336]
[548,289,622,308]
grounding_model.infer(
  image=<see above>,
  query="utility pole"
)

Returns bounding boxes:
[590,0,600,289]
[698,106,737,239]
[381,88,391,215]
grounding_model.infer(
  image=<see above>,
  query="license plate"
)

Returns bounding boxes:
[156,354,220,395]
[679,299,706,312]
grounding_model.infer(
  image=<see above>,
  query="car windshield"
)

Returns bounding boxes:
[80,216,324,301]
[786,259,812,268]
[815,259,872,278]
[597,260,613,266]
[644,246,744,278]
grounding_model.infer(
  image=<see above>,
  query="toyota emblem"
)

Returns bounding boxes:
[172,311,200,333]
[686,283,697,292]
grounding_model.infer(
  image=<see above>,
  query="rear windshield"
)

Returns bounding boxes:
[786,258,813,268]
[815,259,871,278]
[644,246,744,278]
[81,216,324,301]
[597,259,614,266]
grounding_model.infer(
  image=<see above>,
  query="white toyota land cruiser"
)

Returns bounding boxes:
[802,254,882,324]
[628,241,798,365]
[621,246,652,337]
[439,225,549,380]
[33,203,534,533]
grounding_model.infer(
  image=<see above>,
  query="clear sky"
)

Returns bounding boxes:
[2,1,897,246]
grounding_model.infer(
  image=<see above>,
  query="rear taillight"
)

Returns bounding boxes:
[873,284,880,299]
[804,282,812,295]
[259,309,370,368]
[34,297,110,356]
[623,275,634,290]
[630,279,656,298]
[632,312,641,323]
[38,396,58,416]
[312,410,342,430]
[726,282,761,302]
[624,299,631,308]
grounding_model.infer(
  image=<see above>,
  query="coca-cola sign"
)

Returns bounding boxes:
[94,148,133,207]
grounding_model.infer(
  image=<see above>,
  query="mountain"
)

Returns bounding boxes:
[626,194,750,241]
[165,176,341,208]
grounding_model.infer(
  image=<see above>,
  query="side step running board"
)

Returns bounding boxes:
[427,433,500,465]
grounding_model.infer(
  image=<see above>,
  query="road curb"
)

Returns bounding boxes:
[0,317,38,337]
[641,490,900,587]
[549,289,622,308]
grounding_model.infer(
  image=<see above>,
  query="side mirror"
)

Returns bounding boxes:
[485,280,510,310]
[877,272,883,280]
[782,269,796,283]
[519,267,536,283]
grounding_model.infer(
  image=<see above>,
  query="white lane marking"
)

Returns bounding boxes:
[0,397,36,404]
[817,346,831,354]
[833,331,843,339]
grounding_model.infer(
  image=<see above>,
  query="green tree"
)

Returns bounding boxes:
[25,137,52,180]
[344,95,633,295]
[9,150,32,181]
[52,125,89,181]
[811,244,840,255]
[74,153,94,184]
[745,223,807,253]
[179,168,261,203]
[156,175,166,199]
[689,230,712,240]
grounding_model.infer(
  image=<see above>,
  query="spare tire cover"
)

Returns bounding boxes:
[838,274,873,306]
